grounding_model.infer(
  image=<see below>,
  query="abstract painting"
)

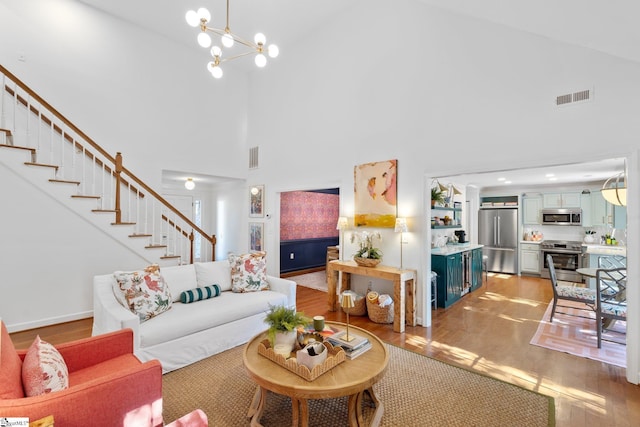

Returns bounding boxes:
[354,159,397,227]
[249,185,264,218]
[249,222,263,251]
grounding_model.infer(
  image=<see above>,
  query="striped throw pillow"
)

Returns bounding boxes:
[180,285,221,304]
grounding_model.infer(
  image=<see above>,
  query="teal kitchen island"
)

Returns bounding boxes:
[431,244,484,308]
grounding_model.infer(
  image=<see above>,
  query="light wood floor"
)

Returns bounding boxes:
[10,273,640,426]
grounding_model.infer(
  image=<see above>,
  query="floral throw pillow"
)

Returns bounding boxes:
[229,252,269,293]
[113,264,172,322]
[22,336,69,397]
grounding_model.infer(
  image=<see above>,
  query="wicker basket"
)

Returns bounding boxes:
[354,257,381,267]
[366,299,394,324]
[342,294,367,316]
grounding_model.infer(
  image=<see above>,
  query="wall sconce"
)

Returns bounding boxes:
[336,217,348,261]
[185,178,195,190]
[394,217,408,269]
[340,291,355,342]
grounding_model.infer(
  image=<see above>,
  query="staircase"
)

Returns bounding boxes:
[0,64,215,266]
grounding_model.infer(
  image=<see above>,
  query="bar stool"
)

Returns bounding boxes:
[482,255,489,283]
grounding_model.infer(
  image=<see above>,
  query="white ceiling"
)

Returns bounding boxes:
[76,1,635,190]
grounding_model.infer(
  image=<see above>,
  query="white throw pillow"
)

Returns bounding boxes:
[229,252,269,293]
[113,265,172,321]
[161,264,198,302]
[195,261,232,292]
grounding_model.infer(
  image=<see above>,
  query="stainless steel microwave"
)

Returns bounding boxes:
[541,208,582,226]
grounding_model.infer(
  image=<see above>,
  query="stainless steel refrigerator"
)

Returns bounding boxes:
[478,208,518,274]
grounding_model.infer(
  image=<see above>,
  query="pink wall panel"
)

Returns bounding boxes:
[281,191,339,241]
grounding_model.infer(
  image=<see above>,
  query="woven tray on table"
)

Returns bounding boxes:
[366,299,394,324]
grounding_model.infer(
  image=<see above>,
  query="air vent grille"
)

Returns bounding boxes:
[249,146,259,169]
[556,88,593,107]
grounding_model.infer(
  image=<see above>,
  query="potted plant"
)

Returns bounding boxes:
[431,187,444,207]
[264,304,310,350]
[351,231,383,267]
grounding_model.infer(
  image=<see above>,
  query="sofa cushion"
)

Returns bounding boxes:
[161,264,198,302]
[113,266,173,322]
[229,252,269,293]
[195,261,232,291]
[181,285,221,304]
[0,321,24,399]
[139,290,288,348]
[22,336,69,396]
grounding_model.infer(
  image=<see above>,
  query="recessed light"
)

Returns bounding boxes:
[548,177,557,181]
[504,180,512,184]
[545,173,555,178]
[497,177,506,182]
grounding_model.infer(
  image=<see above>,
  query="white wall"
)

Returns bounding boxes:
[0,0,638,382]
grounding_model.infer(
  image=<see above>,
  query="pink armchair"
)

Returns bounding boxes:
[0,321,164,426]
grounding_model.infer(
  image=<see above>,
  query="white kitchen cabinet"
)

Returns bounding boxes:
[590,192,613,227]
[522,196,542,224]
[520,243,540,274]
[543,192,581,208]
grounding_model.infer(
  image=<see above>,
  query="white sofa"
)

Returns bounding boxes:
[92,260,296,373]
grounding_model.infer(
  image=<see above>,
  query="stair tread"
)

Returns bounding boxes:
[146,245,167,249]
[24,161,58,169]
[71,195,100,199]
[49,179,81,185]
[92,209,116,213]
[111,222,136,225]
[1,144,33,152]
[160,255,181,259]
[129,234,152,238]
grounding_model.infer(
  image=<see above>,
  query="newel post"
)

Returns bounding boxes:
[115,152,122,224]
[189,232,194,264]
[211,234,217,261]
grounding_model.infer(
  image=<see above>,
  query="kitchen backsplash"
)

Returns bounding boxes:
[523,225,626,245]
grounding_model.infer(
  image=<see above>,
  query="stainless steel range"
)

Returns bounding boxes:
[539,240,585,283]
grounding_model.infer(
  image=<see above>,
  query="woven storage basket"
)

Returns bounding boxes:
[366,299,394,324]
[342,295,367,316]
[354,257,381,267]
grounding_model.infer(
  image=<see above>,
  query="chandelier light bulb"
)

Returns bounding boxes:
[221,33,234,48]
[185,10,200,27]
[210,45,222,58]
[211,66,223,79]
[254,33,266,46]
[255,54,267,68]
[267,44,279,58]
[196,7,211,23]
[197,32,212,48]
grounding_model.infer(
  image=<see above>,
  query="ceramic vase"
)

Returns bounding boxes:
[274,330,297,352]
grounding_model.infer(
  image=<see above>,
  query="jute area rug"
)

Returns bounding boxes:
[530,300,626,368]
[163,343,554,426]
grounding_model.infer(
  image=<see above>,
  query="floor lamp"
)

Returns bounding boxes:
[336,217,348,261]
[394,217,408,269]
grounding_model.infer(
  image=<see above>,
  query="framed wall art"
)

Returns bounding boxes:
[249,185,264,218]
[249,222,264,252]
[354,159,397,228]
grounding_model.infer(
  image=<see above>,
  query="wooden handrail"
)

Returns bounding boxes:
[1,64,216,261]
[3,85,144,197]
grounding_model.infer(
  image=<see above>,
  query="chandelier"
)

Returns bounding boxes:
[185,1,279,79]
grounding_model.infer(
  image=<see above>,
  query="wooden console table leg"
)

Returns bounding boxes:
[406,278,416,326]
[327,267,338,311]
[393,278,406,333]
[365,387,384,427]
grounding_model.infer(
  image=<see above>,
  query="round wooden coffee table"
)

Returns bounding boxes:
[243,321,389,427]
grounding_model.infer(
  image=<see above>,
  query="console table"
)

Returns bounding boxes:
[327,260,417,333]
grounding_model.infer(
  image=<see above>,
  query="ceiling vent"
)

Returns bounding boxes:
[555,88,593,107]
[249,146,259,169]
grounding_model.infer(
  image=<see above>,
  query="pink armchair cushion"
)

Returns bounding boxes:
[22,336,69,396]
[166,409,208,426]
[0,322,24,399]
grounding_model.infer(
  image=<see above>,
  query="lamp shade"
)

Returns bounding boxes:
[340,292,355,309]
[601,172,627,206]
[394,217,408,233]
[336,217,348,230]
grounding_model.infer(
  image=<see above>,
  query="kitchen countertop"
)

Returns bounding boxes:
[582,244,627,256]
[520,240,541,244]
[431,243,484,256]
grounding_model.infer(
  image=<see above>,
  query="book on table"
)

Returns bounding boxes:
[327,330,370,351]
[342,341,372,360]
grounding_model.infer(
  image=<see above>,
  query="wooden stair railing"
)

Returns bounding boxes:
[1,64,215,263]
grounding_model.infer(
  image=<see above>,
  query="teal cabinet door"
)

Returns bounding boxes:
[471,248,483,290]
[432,253,463,308]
